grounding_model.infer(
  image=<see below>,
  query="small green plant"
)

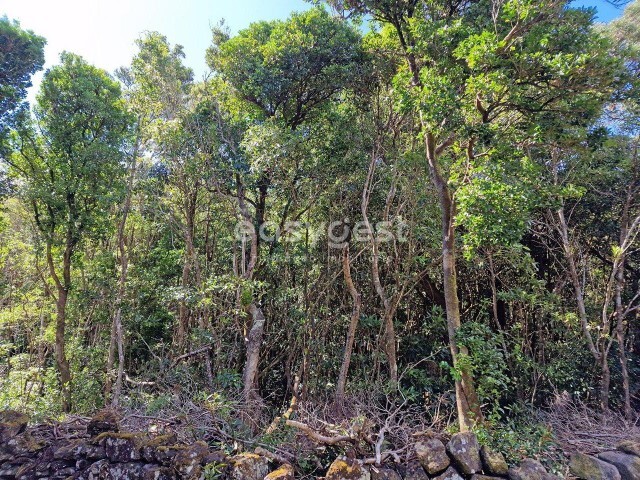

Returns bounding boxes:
[203,461,227,480]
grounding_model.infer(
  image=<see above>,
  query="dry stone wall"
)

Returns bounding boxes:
[1,410,638,479]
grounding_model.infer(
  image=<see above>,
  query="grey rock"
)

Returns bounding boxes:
[403,461,429,480]
[446,432,482,475]
[598,451,640,480]
[370,466,402,480]
[433,466,464,480]
[508,459,548,480]
[480,445,508,476]
[415,438,450,475]
[570,453,621,480]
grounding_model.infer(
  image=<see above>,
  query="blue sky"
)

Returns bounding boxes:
[0,0,628,101]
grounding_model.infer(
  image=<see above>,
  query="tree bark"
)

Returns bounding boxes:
[106,138,138,406]
[47,241,72,413]
[361,150,398,385]
[335,243,362,403]
[425,131,483,432]
[237,175,266,402]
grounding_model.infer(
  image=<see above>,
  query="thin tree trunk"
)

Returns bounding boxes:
[47,241,72,413]
[336,243,361,403]
[425,131,483,432]
[243,303,266,400]
[361,150,398,385]
[106,139,138,406]
[557,207,600,361]
[237,175,266,402]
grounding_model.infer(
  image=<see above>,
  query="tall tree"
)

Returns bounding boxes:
[321,0,616,430]
[208,7,366,401]
[8,53,131,411]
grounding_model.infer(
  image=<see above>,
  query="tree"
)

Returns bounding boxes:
[208,7,366,401]
[8,53,131,411]
[320,0,616,431]
[0,17,45,192]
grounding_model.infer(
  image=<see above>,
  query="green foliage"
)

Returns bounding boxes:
[0,2,638,467]
[207,7,366,128]
[0,17,45,155]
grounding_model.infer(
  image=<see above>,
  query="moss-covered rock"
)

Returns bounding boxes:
[325,458,370,480]
[230,452,271,480]
[618,441,640,458]
[570,453,621,480]
[87,409,120,436]
[0,410,29,441]
[265,463,295,480]
[446,432,482,475]
[480,445,508,476]
[415,438,450,475]
[174,440,209,479]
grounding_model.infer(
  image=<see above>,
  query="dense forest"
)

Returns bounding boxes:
[1,0,640,474]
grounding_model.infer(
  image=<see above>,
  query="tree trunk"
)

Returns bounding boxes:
[336,243,361,403]
[361,150,398,385]
[425,132,483,432]
[237,175,266,402]
[600,354,611,412]
[243,303,266,401]
[106,142,138,406]
[47,241,72,413]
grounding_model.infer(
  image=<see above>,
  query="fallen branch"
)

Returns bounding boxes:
[284,419,355,445]
[171,345,212,368]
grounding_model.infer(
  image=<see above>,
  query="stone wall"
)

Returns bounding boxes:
[0,410,638,480]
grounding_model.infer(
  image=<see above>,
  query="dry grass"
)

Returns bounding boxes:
[543,392,640,455]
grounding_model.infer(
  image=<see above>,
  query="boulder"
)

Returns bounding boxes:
[101,461,146,480]
[618,442,640,458]
[508,459,548,480]
[446,432,482,475]
[0,410,29,440]
[87,409,119,436]
[0,431,45,462]
[325,458,370,480]
[415,438,450,475]
[141,464,177,480]
[480,445,508,476]
[471,476,507,480]
[174,441,209,479]
[0,463,21,478]
[570,453,621,480]
[230,452,271,480]
[432,466,465,480]
[403,461,429,480]
[370,466,402,480]
[265,463,295,480]
[139,434,179,462]
[598,451,640,480]
[99,432,147,462]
